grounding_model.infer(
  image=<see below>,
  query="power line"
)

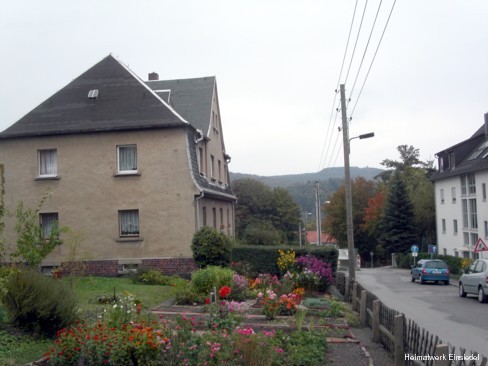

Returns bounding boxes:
[348,0,384,101]
[350,0,397,119]
[318,0,359,172]
[343,0,369,86]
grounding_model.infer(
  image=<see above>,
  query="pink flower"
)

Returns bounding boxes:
[258,292,263,298]
[276,347,284,353]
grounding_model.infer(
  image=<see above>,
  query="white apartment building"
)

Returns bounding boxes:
[431,113,488,259]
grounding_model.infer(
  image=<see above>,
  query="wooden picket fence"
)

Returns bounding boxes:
[335,272,487,366]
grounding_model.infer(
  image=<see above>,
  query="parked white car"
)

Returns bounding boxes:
[459,259,488,303]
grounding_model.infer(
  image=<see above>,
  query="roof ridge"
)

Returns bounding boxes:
[114,56,189,126]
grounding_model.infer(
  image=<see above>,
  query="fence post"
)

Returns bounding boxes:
[360,290,367,326]
[394,314,405,366]
[352,283,358,311]
[345,278,350,301]
[434,344,449,366]
[372,300,380,342]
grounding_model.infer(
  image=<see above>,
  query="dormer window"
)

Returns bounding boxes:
[88,89,99,100]
[448,151,455,170]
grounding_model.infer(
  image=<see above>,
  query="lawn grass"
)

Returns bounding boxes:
[0,275,178,365]
[0,329,52,366]
[65,275,178,321]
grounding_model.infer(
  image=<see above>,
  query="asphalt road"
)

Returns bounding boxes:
[355,267,488,357]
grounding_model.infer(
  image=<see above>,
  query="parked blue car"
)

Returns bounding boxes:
[411,259,450,285]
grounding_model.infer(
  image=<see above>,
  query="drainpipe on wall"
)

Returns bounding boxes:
[195,192,205,231]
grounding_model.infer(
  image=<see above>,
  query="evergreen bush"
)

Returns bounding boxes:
[2,269,78,336]
[191,227,232,268]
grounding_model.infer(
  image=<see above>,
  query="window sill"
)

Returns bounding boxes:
[114,171,141,177]
[35,176,60,181]
[116,237,144,243]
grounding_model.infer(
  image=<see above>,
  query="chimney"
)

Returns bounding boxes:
[485,112,488,138]
[148,72,159,81]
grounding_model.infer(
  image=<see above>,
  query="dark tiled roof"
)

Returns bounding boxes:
[146,77,215,135]
[186,127,236,200]
[0,55,187,139]
[431,124,488,181]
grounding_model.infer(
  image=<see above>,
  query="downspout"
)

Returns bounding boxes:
[195,191,205,231]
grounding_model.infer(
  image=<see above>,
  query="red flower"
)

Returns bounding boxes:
[205,298,211,304]
[218,286,231,298]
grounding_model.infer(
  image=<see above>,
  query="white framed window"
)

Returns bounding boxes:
[484,221,488,239]
[471,233,478,248]
[210,155,215,180]
[117,145,137,174]
[462,199,468,229]
[468,173,476,195]
[199,147,204,174]
[451,187,456,203]
[463,232,469,246]
[453,219,458,235]
[440,189,445,204]
[469,198,478,229]
[119,210,139,237]
[461,174,467,196]
[39,212,59,238]
[218,160,222,183]
[38,149,57,177]
[441,219,446,233]
[483,183,487,201]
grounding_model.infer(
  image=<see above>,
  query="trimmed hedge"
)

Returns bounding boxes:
[396,252,464,275]
[231,246,338,277]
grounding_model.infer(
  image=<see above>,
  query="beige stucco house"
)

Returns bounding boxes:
[0,55,236,275]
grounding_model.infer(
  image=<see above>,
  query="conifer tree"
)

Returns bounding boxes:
[378,172,416,254]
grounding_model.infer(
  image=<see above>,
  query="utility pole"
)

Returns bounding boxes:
[315,181,321,246]
[340,84,356,281]
[298,221,302,246]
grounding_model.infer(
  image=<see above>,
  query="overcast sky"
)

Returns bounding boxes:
[1,1,487,176]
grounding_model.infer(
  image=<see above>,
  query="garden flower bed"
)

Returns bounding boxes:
[31,250,348,365]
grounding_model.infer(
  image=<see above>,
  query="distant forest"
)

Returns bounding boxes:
[230,167,383,218]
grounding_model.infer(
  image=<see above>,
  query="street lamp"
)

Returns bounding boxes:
[343,131,374,281]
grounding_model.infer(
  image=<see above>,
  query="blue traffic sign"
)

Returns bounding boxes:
[428,245,437,254]
[411,245,419,253]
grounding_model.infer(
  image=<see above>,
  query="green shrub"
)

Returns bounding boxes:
[191,227,232,268]
[191,266,234,295]
[2,270,78,336]
[397,253,464,275]
[174,282,206,305]
[281,330,328,365]
[242,222,284,245]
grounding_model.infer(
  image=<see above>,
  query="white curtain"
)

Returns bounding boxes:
[39,150,57,176]
[120,210,139,236]
[40,213,58,237]
[119,146,137,171]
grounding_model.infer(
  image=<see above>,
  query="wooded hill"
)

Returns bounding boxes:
[230,167,383,218]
